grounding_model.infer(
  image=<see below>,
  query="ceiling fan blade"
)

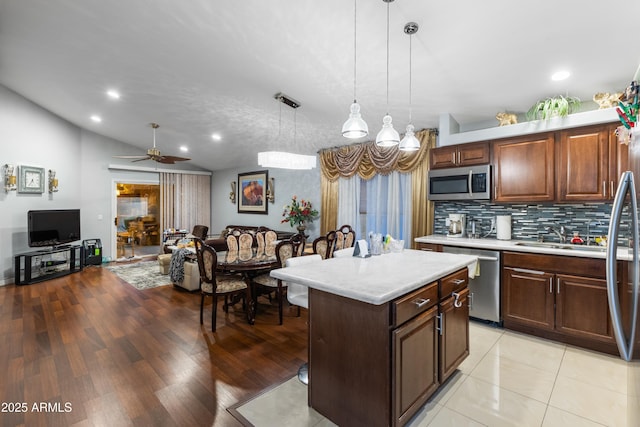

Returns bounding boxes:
[160,155,191,163]
[113,155,150,159]
[131,156,153,162]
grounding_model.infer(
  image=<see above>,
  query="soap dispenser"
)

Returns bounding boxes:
[571,231,584,245]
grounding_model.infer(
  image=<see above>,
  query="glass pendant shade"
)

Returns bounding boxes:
[375,114,400,147]
[399,124,420,151]
[342,102,368,138]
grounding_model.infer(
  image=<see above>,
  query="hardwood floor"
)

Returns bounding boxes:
[0,264,309,426]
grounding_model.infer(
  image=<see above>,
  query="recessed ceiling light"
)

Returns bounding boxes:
[551,70,570,81]
[106,90,120,99]
[90,115,102,123]
[211,133,222,141]
[179,146,188,152]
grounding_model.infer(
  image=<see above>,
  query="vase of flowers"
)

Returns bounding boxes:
[281,196,319,231]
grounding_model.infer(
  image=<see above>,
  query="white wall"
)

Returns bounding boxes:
[211,166,322,240]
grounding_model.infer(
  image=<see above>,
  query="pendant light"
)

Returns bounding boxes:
[342,0,368,138]
[376,0,400,147]
[399,22,420,151]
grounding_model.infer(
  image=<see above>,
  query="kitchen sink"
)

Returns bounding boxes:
[513,241,607,252]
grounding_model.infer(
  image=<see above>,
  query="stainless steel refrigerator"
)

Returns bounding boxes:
[607,128,640,425]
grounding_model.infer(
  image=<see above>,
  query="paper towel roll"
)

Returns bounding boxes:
[496,215,512,240]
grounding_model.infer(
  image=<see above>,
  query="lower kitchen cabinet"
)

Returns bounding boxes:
[502,252,617,353]
[439,287,469,382]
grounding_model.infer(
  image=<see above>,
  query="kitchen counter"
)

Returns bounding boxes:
[269,249,477,305]
[415,235,632,261]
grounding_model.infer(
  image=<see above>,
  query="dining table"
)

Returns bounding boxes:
[215,247,279,324]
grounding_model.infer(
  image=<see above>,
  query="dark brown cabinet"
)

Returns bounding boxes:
[416,242,442,252]
[439,287,469,382]
[502,252,618,353]
[430,142,490,169]
[492,133,555,202]
[557,124,624,201]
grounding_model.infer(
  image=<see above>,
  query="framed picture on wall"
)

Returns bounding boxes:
[18,165,45,194]
[238,171,268,214]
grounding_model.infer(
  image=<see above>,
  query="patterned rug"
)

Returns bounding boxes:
[105,260,172,290]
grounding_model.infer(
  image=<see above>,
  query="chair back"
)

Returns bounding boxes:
[191,225,209,240]
[226,234,238,252]
[265,230,278,248]
[275,239,295,268]
[335,224,356,250]
[194,238,217,292]
[255,231,265,252]
[312,236,329,259]
[290,233,306,256]
[285,254,322,309]
[238,232,253,250]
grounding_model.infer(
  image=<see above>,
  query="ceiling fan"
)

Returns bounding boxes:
[114,123,190,164]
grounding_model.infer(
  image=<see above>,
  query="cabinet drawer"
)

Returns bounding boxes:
[440,268,468,299]
[392,281,438,327]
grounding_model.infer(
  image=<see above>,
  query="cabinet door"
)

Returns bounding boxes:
[458,142,490,166]
[438,288,469,383]
[392,306,439,427]
[558,125,610,201]
[613,123,628,193]
[429,145,458,169]
[555,274,615,343]
[493,134,555,202]
[502,267,554,331]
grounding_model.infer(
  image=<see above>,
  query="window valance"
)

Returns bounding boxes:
[319,129,436,181]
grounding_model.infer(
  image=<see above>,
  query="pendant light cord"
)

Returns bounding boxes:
[408,32,413,124]
[385,0,390,115]
[352,0,357,102]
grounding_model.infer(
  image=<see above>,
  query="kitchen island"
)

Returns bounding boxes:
[270,249,477,427]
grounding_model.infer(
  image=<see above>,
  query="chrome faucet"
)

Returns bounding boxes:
[586,220,602,246]
[546,225,567,243]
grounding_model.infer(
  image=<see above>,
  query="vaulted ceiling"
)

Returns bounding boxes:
[1,0,638,170]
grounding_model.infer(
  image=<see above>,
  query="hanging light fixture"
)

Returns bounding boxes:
[399,22,421,152]
[376,0,400,147]
[342,0,368,139]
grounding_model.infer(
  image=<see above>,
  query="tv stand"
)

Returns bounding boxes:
[14,245,83,285]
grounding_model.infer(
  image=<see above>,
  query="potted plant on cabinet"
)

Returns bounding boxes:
[281,195,319,233]
[526,95,581,121]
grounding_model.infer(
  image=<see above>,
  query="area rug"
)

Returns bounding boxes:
[228,376,331,427]
[105,260,172,290]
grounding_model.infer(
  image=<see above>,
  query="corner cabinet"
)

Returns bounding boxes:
[492,133,555,202]
[502,251,619,354]
[308,268,469,427]
[557,123,627,201]
[429,141,490,169]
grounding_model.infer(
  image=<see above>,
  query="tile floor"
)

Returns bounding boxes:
[234,321,632,427]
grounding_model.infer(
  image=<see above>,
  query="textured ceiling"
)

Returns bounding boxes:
[1,0,638,171]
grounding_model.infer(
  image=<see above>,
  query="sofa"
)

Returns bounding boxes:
[204,225,296,252]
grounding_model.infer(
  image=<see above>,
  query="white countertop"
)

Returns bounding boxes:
[415,235,632,261]
[270,249,477,305]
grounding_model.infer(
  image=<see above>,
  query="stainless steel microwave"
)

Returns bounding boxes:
[428,164,491,200]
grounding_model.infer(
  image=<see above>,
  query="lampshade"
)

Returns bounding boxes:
[342,102,368,138]
[375,114,400,147]
[258,151,317,170]
[399,124,420,151]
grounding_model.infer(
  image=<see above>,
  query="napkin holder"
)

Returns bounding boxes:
[353,240,371,258]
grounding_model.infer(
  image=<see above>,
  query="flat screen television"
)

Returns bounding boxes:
[28,209,81,247]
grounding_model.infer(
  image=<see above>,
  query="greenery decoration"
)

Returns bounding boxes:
[526,95,581,121]
[281,196,319,227]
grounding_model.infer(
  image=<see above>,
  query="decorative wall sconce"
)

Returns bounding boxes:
[266,177,275,203]
[4,164,17,192]
[48,169,59,193]
[229,181,236,203]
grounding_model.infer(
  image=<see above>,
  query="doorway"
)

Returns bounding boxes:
[115,182,161,259]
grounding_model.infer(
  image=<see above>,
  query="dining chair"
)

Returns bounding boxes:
[335,224,356,250]
[255,231,265,253]
[252,237,305,324]
[238,232,253,250]
[312,230,337,259]
[194,238,249,332]
[191,224,209,240]
[285,254,322,384]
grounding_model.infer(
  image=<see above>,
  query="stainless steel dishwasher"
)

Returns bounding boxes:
[442,245,501,324]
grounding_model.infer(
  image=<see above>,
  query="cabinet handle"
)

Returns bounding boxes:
[452,152,456,164]
[511,267,546,275]
[468,292,474,309]
[557,277,560,294]
[603,181,607,198]
[437,313,444,336]
[420,248,434,252]
[452,292,463,308]
[549,277,553,294]
[413,298,431,308]
[611,181,615,199]
[452,278,466,285]
[457,151,461,164]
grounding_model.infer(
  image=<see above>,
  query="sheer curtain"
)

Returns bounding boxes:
[160,172,211,234]
[365,172,412,247]
[337,176,361,238]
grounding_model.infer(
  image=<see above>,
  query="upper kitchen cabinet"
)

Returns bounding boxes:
[429,142,490,169]
[557,123,625,201]
[493,133,555,202]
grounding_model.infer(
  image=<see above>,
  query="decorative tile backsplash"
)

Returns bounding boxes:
[433,201,631,244]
